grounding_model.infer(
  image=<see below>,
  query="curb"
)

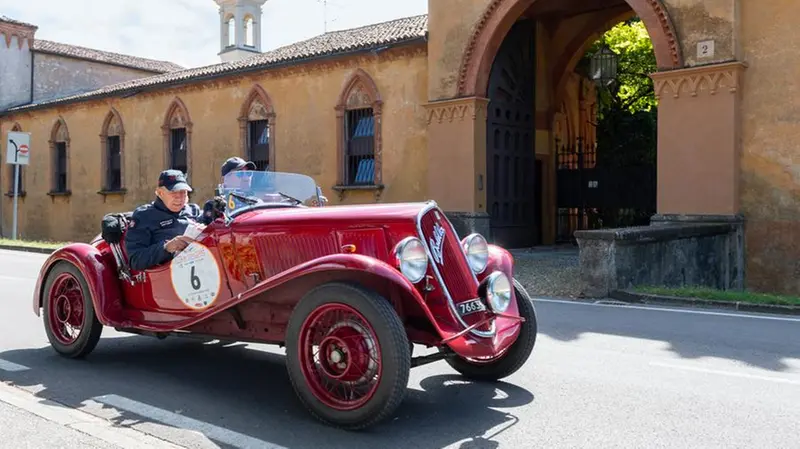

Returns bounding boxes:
[0,244,56,254]
[609,290,800,316]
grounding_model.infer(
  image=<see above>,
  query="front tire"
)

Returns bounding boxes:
[285,282,410,430]
[446,278,537,381]
[42,261,103,358]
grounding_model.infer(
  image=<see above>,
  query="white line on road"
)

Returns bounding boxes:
[534,298,800,322]
[0,359,30,372]
[92,394,289,449]
[0,382,182,449]
[650,361,800,385]
[0,274,37,281]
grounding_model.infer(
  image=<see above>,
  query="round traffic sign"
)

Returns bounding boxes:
[18,144,28,155]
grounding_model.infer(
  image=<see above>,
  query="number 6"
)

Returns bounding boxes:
[190,265,201,290]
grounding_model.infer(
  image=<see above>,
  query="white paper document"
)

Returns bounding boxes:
[182,222,206,240]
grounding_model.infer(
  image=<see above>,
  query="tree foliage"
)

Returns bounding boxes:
[585,18,658,115]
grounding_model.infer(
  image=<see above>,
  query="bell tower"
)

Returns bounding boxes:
[215,0,269,63]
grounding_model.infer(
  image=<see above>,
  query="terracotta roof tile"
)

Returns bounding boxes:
[4,14,428,113]
[0,15,37,29]
[32,39,184,73]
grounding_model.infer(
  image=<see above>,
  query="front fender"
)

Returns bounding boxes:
[33,243,124,326]
[478,244,515,283]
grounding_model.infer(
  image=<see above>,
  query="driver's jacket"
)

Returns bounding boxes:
[125,197,202,271]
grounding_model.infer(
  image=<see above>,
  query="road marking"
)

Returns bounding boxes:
[0,274,37,281]
[0,359,30,372]
[0,382,182,449]
[650,361,800,385]
[533,298,800,322]
[92,394,289,449]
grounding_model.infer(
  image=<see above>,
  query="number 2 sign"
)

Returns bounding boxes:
[697,40,714,59]
[169,243,222,310]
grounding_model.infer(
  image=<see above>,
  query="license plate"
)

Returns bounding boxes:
[457,298,487,317]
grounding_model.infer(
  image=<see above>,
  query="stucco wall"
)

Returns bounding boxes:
[738,0,800,294]
[32,53,159,104]
[0,33,32,110]
[0,44,429,242]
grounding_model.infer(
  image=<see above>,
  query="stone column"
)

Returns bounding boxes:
[424,96,491,238]
[650,61,746,216]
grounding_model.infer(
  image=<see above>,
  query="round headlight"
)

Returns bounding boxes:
[486,272,512,313]
[462,233,489,274]
[395,237,428,283]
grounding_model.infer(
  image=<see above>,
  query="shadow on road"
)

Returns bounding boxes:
[0,335,534,449]
[533,299,800,372]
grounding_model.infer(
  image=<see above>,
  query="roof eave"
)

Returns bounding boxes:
[31,48,179,74]
[2,36,427,116]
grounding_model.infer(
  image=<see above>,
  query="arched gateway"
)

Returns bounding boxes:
[450,0,683,248]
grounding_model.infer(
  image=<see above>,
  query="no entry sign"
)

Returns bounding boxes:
[6,131,31,165]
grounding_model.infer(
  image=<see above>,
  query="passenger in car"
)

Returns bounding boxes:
[125,169,203,271]
[201,157,255,224]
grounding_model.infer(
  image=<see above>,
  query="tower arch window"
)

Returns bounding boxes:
[244,15,254,47]
[227,16,236,47]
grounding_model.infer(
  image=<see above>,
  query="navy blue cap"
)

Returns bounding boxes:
[158,169,192,192]
[221,157,256,177]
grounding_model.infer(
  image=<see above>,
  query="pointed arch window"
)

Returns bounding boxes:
[238,85,276,171]
[6,123,24,196]
[49,118,70,195]
[334,69,384,199]
[100,109,126,193]
[162,97,193,177]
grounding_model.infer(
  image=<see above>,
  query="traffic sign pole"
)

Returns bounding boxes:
[11,163,19,240]
[5,132,30,241]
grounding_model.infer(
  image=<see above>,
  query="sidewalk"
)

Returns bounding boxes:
[0,382,182,449]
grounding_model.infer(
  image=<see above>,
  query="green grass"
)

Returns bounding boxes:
[634,285,800,307]
[0,238,69,249]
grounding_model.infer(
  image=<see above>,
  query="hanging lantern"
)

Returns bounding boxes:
[590,46,618,86]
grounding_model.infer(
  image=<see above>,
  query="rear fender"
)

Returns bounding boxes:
[235,253,451,340]
[33,243,124,326]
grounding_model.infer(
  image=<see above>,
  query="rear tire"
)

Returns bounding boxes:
[285,282,410,430]
[446,278,537,381]
[42,261,103,358]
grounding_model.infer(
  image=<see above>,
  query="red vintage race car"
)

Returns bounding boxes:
[32,170,537,430]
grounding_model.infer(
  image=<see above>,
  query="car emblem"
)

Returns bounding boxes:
[430,222,445,265]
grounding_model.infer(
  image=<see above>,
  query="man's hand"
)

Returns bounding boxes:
[164,236,192,254]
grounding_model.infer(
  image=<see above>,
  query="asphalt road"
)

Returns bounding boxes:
[1,248,799,449]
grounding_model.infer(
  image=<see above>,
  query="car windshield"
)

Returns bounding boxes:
[218,170,321,215]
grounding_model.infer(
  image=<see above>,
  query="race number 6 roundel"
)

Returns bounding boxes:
[169,242,222,310]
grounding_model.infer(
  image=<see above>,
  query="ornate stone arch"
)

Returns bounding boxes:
[457,0,683,97]
[161,96,193,176]
[334,68,384,196]
[6,122,24,195]
[99,108,126,193]
[48,117,71,194]
[238,84,276,171]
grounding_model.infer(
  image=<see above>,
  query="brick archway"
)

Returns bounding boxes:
[457,0,683,97]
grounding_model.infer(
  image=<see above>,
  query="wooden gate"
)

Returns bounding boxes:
[485,18,540,248]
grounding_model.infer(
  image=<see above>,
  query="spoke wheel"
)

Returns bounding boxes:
[42,261,103,358]
[286,282,410,430]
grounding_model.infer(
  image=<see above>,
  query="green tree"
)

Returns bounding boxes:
[586,18,658,115]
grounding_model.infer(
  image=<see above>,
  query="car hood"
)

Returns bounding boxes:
[232,201,435,227]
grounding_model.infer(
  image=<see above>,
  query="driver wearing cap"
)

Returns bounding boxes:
[125,169,203,271]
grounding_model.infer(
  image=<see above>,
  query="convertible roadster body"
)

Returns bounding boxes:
[32,170,537,430]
